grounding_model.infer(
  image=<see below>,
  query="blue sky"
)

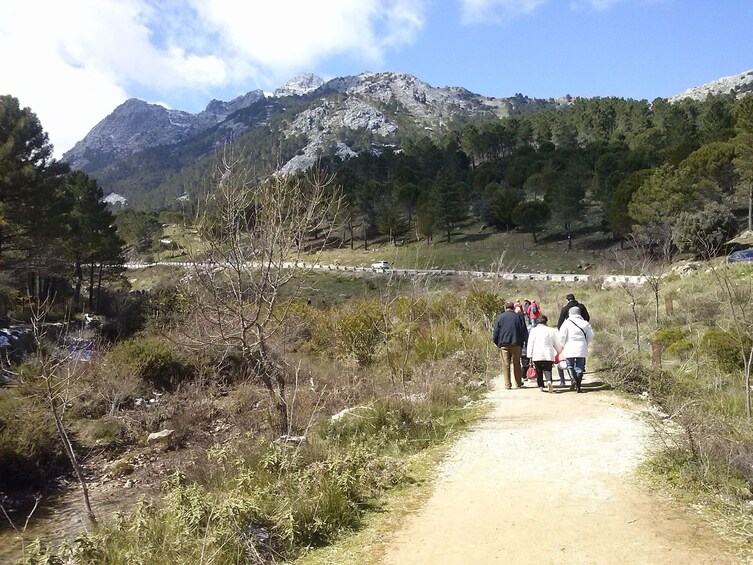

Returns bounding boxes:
[2,0,752,156]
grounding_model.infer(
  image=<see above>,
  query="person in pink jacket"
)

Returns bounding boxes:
[525,315,563,393]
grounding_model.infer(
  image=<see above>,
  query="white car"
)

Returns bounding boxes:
[371,260,390,272]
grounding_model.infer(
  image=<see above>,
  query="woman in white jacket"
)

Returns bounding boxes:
[559,306,594,393]
[526,315,562,393]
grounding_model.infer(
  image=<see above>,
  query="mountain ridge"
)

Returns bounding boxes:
[63,71,568,205]
[63,68,753,208]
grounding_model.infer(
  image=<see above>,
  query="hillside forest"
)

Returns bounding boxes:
[110,90,753,260]
[1,88,753,563]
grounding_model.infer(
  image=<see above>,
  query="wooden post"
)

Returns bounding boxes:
[665,295,673,317]
[651,342,663,369]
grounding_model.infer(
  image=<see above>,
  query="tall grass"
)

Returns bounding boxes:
[587,265,753,543]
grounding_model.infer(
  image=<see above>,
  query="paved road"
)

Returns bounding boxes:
[123,260,646,285]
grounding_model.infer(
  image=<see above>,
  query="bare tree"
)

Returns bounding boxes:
[180,152,341,436]
[377,271,436,397]
[702,246,753,420]
[1,494,42,563]
[612,247,651,353]
[23,297,96,525]
[629,234,676,325]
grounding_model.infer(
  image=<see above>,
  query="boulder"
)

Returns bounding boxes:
[147,429,174,449]
[275,435,308,446]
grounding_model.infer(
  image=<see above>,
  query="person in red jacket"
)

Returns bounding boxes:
[527,299,541,327]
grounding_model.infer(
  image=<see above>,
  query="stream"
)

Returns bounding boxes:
[0,481,151,563]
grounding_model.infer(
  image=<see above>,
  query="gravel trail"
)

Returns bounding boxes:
[382,377,739,564]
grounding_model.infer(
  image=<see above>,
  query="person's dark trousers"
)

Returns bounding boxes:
[534,360,554,388]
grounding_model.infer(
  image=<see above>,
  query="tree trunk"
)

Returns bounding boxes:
[46,386,96,525]
[88,264,95,312]
[96,264,104,314]
[744,347,752,420]
[74,257,83,305]
[748,182,752,232]
[631,299,641,352]
[651,342,663,369]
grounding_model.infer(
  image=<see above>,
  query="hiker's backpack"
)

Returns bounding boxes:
[528,302,539,319]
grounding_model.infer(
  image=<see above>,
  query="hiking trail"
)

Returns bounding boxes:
[382,376,742,564]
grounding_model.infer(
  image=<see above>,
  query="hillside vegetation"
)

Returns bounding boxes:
[3,83,753,562]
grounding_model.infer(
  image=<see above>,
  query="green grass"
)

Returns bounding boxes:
[155,220,631,274]
[314,223,618,273]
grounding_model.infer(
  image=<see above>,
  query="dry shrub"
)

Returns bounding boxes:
[679,297,720,325]
[163,383,220,445]
[333,300,385,366]
[671,407,753,497]
[82,355,145,417]
[394,296,428,323]
[278,299,324,349]
[72,416,130,450]
[427,292,464,322]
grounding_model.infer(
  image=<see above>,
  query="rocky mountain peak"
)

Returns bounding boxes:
[670,69,753,102]
[63,90,265,171]
[274,73,325,97]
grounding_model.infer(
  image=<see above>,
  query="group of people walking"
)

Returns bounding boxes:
[492,293,594,393]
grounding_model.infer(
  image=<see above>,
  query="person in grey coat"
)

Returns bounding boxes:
[492,302,529,389]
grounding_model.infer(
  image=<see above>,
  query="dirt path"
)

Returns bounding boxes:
[383,377,741,564]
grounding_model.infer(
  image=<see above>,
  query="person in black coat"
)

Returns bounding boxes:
[557,293,590,329]
[492,302,529,389]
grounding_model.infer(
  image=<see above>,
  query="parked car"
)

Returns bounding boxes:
[371,260,390,272]
[727,249,753,263]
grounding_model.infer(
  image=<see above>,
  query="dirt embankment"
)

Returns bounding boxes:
[383,378,743,564]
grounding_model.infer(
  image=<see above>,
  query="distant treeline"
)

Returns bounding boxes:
[313,94,753,252]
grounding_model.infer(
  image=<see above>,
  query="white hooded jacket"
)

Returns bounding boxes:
[526,324,562,362]
[559,309,594,358]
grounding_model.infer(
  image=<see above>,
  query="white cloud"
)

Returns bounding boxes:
[458,0,548,23]
[570,0,622,10]
[0,0,425,157]
[191,0,424,79]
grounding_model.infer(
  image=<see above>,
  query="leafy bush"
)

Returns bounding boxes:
[652,327,693,356]
[465,289,505,323]
[334,300,385,366]
[0,390,67,490]
[413,320,467,363]
[700,328,752,374]
[671,202,737,258]
[108,336,195,390]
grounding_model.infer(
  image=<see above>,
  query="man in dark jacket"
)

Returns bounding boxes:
[557,293,590,329]
[492,302,529,389]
